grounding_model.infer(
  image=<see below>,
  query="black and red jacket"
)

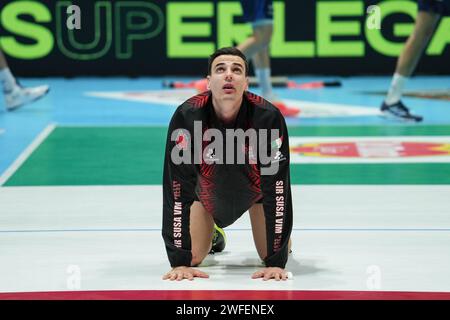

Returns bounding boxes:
[162,91,293,268]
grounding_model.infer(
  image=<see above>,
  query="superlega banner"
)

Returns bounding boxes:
[0,0,448,76]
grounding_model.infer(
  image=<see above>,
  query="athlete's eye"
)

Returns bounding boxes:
[233,67,243,74]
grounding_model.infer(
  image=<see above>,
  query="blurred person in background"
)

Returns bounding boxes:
[0,49,49,111]
[380,0,449,122]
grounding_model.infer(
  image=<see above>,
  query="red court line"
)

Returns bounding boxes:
[1,290,449,300]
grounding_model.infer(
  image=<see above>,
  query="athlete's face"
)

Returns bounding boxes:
[207,55,249,103]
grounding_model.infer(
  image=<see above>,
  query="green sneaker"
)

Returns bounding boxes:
[210,224,226,253]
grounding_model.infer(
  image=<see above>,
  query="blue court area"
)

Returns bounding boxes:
[1,75,449,175]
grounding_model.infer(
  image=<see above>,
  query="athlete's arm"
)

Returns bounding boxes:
[161,109,197,270]
[259,110,293,270]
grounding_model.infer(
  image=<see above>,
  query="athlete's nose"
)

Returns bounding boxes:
[225,71,233,81]
[224,67,233,80]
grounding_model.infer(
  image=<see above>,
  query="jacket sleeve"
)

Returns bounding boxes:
[161,109,197,267]
[259,111,293,268]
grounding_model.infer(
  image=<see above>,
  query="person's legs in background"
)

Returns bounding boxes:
[237,23,274,101]
[237,0,300,117]
[381,8,441,122]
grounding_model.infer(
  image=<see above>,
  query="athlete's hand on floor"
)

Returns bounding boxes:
[163,266,209,281]
[251,267,289,281]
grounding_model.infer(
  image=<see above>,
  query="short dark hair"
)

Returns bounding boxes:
[207,47,249,76]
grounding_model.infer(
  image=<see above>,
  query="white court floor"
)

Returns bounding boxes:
[1,185,450,297]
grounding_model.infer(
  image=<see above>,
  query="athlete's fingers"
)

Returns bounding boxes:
[163,269,176,280]
[176,272,184,281]
[163,268,209,281]
[182,273,193,281]
[253,268,289,280]
[164,273,175,281]
[194,270,209,278]
[263,272,273,281]
[251,271,264,279]
[170,273,178,281]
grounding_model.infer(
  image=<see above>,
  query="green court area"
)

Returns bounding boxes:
[4,125,450,186]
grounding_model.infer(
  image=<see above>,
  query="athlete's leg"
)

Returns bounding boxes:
[0,50,8,69]
[0,49,50,111]
[395,10,441,78]
[237,24,272,62]
[381,10,440,121]
[237,22,299,116]
[251,25,274,99]
[0,49,16,92]
[385,11,440,103]
[189,201,215,266]
[252,47,270,74]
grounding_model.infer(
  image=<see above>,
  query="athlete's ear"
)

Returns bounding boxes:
[207,75,211,90]
[245,76,249,90]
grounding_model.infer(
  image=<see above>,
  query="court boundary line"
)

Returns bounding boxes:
[1,227,449,234]
[0,289,449,300]
[0,124,56,186]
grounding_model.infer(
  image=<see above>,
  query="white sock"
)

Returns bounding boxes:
[385,73,407,105]
[0,68,17,92]
[255,68,274,100]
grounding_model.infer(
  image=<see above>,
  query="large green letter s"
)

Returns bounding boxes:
[0,1,53,59]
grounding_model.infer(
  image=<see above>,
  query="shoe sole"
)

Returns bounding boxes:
[380,111,422,123]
